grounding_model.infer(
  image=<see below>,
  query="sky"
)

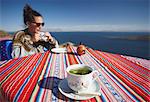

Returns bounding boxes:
[0,0,149,32]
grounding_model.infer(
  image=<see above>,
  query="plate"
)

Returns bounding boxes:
[58,79,101,100]
[51,48,67,53]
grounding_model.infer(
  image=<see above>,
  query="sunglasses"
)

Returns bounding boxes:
[32,22,45,27]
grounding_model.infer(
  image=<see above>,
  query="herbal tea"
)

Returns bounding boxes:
[67,64,98,92]
[69,67,92,75]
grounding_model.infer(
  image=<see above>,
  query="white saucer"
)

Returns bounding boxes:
[51,48,67,53]
[58,79,101,100]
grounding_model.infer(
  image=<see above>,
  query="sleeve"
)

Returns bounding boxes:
[11,45,22,58]
[11,44,37,58]
[11,31,32,58]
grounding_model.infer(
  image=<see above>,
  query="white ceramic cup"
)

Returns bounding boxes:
[39,32,48,42]
[66,64,98,92]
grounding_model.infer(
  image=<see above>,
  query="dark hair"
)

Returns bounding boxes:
[23,4,42,25]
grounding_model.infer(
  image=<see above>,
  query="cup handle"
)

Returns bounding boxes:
[92,70,99,81]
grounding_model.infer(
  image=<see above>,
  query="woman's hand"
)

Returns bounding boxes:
[32,32,54,42]
[45,32,54,42]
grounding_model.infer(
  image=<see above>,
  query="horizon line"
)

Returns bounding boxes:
[2,29,150,33]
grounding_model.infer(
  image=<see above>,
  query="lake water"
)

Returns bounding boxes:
[9,32,150,59]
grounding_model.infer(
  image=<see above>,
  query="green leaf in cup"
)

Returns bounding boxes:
[69,67,92,75]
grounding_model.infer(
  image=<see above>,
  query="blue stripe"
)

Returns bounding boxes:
[109,63,150,94]
[101,94,107,102]
[90,50,149,94]
[72,47,83,64]
[36,53,52,101]
[0,60,7,66]
[14,54,44,101]
[103,65,139,101]
[0,57,30,85]
[88,50,140,101]
[0,58,21,76]
[64,54,68,68]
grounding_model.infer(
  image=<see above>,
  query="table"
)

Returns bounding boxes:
[0,46,150,102]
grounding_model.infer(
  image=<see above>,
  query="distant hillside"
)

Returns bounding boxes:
[0,30,13,38]
[107,34,150,41]
[125,35,150,41]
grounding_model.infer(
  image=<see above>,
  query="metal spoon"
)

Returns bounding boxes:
[74,91,101,96]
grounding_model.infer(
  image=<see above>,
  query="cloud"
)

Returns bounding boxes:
[44,24,149,32]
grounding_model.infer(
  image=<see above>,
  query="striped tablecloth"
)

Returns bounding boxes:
[0,46,150,102]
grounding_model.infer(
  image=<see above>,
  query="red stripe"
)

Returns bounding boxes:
[113,54,150,79]
[119,54,150,71]
[40,53,55,102]
[86,49,134,101]
[101,88,111,102]
[98,52,149,101]
[101,65,134,101]
[100,52,150,90]
[0,57,27,81]
[108,53,150,92]
[67,46,78,65]
[112,53,150,77]
[88,49,149,101]
[9,54,42,101]
[38,52,51,102]
[0,59,18,72]
[18,52,49,101]
[1,56,35,94]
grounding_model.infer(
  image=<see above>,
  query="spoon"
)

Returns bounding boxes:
[74,91,101,96]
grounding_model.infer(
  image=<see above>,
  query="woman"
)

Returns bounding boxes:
[11,4,58,58]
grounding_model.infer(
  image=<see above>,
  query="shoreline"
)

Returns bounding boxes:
[106,34,150,41]
[0,30,13,41]
[0,36,13,41]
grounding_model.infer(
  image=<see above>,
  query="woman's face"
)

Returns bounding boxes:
[28,16,44,34]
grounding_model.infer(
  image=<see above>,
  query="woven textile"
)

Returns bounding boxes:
[0,46,149,102]
[0,40,12,61]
